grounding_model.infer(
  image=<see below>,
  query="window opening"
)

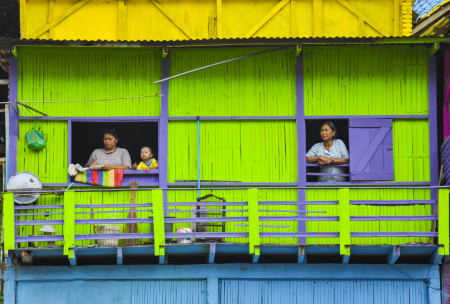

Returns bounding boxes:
[305,119,349,183]
[71,122,158,169]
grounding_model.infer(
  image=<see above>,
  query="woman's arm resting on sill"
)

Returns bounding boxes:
[102,164,131,171]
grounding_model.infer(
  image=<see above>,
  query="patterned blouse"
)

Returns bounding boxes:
[306,139,349,182]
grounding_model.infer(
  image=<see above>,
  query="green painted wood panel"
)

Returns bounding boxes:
[168,121,297,183]
[303,46,429,116]
[393,119,430,182]
[169,49,296,116]
[306,189,432,245]
[18,47,161,117]
[17,120,68,183]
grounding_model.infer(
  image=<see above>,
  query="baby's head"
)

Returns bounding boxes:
[140,146,154,161]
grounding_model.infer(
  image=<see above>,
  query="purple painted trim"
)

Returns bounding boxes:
[306,182,431,186]
[429,56,439,204]
[168,182,297,186]
[76,233,156,240]
[260,216,339,221]
[168,116,296,120]
[19,116,160,121]
[76,203,153,208]
[350,215,437,221]
[306,163,349,167]
[260,232,339,238]
[306,173,350,177]
[67,120,72,183]
[349,119,392,128]
[16,220,63,226]
[123,170,159,175]
[350,200,437,205]
[260,201,339,205]
[16,235,64,242]
[76,210,153,215]
[351,232,437,237]
[305,115,429,119]
[15,212,64,216]
[15,205,64,210]
[43,182,160,187]
[159,55,169,190]
[9,58,18,180]
[296,54,307,244]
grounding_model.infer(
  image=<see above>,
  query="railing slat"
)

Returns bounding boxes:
[439,188,450,255]
[63,191,75,259]
[351,215,438,221]
[339,188,350,256]
[4,193,15,251]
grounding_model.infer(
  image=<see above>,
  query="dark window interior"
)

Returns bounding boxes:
[71,122,158,167]
[305,119,349,182]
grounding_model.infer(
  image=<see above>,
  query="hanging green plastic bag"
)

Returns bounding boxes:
[26,119,46,150]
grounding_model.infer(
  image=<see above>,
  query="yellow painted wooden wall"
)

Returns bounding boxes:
[21,0,412,41]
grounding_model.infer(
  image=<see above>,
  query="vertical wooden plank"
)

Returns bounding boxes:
[248,188,260,256]
[394,0,400,36]
[48,0,55,39]
[20,0,27,38]
[339,188,350,256]
[438,188,449,256]
[216,0,222,38]
[290,0,296,37]
[3,193,15,251]
[152,189,165,256]
[358,18,365,37]
[313,0,323,37]
[429,56,438,201]
[63,191,75,259]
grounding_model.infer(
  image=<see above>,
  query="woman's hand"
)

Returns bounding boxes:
[102,164,114,171]
[132,163,138,170]
[89,162,98,166]
[318,157,334,165]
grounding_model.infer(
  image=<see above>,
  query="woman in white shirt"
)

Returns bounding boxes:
[306,121,349,182]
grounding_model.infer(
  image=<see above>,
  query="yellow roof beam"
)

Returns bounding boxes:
[244,0,290,38]
[150,0,195,40]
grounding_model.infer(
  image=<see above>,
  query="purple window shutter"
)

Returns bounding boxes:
[349,119,394,181]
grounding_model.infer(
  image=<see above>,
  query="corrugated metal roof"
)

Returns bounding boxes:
[0,36,449,49]
[413,0,448,18]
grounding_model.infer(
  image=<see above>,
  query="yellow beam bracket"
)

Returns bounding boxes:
[152,189,165,257]
[63,191,75,259]
[439,188,449,256]
[248,188,260,260]
[339,188,350,256]
[3,192,15,251]
[429,43,440,56]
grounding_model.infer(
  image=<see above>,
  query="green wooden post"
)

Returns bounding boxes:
[152,189,165,256]
[339,188,350,256]
[3,193,15,251]
[63,191,75,258]
[439,188,449,256]
[248,188,260,256]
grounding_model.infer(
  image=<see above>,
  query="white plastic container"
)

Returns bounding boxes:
[96,225,121,246]
[177,227,195,244]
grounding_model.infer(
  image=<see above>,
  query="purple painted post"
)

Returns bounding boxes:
[67,120,72,183]
[160,54,170,214]
[444,51,450,139]
[296,54,306,245]
[8,57,19,181]
[429,56,439,204]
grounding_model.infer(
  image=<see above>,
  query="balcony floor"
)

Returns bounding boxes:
[12,242,442,266]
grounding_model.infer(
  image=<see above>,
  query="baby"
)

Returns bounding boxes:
[132,146,158,173]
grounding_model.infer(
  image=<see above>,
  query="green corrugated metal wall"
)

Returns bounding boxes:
[18,47,162,117]
[168,121,297,183]
[14,46,433,246]
[17,120,68,183]
[169,49,296,116]
[303,46,429,116]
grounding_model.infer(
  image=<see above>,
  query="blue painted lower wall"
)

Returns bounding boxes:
[4,263,441,304]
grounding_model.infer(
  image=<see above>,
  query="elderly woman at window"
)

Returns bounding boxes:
[86,128,132,171]
[306,121,349,182]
